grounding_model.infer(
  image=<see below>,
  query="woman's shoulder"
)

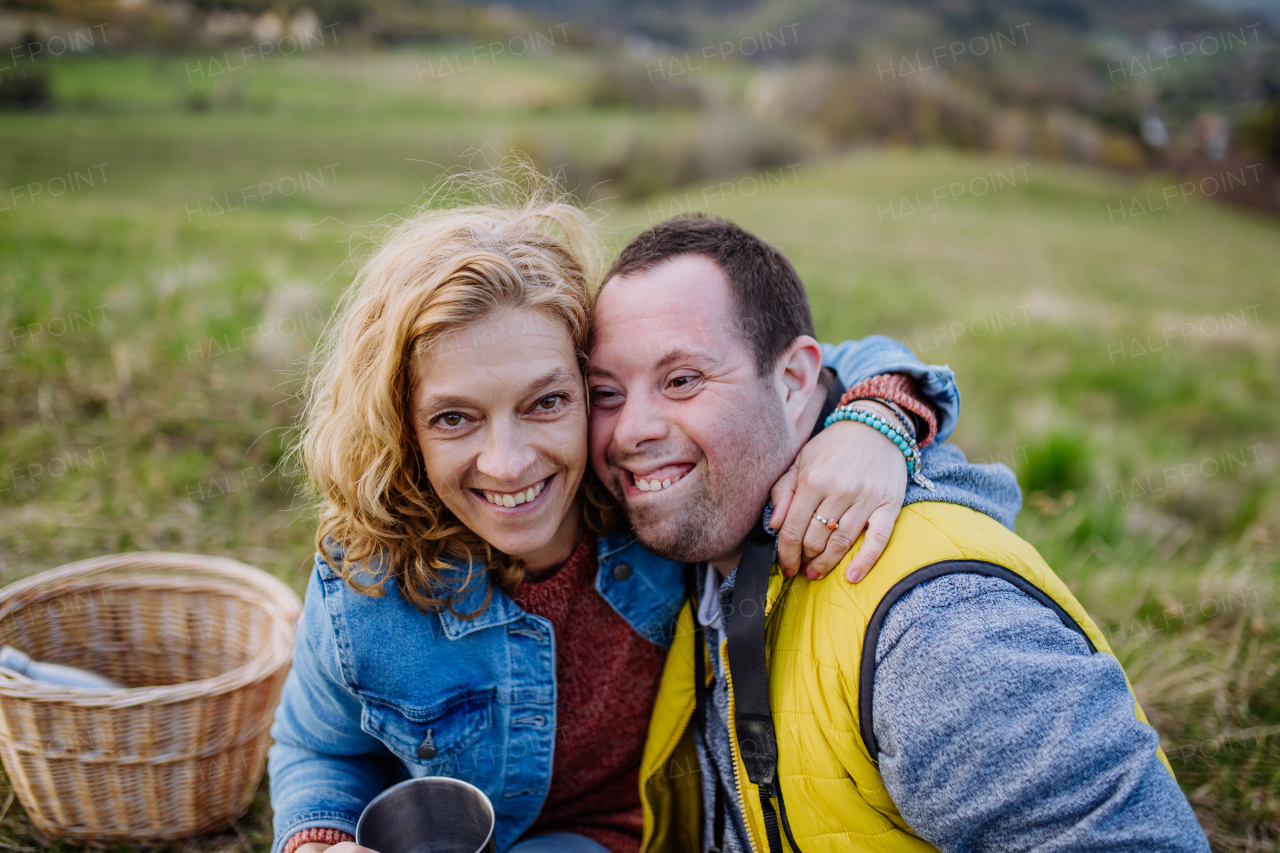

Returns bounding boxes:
[302,548,485,708]
[313,541,387,585]
[309,543,424,627]
[309,542,495,633]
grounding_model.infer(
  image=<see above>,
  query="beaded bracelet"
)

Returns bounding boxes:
[824,404,937,491]
[844,396,917,441]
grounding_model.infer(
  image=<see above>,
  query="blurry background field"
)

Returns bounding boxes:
[1,0,1279,850]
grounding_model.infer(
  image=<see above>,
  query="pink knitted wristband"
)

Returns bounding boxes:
[840,373,939,448]
[282,827,355,853]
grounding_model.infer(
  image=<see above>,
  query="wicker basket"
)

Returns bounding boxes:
[0,552,302,841]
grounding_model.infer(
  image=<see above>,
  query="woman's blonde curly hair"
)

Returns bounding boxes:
[298,167,619,617]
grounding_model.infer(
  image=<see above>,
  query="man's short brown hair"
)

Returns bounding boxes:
[601,214,815,375]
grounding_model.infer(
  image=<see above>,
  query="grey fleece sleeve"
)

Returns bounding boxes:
[871,574,1210,853]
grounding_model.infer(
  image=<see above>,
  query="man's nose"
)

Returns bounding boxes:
[476,419,538,484]
[612,394,670,453]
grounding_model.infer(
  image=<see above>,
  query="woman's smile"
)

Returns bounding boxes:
[475,474,554,512]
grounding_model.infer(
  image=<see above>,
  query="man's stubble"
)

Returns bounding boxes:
[616,380,791,565]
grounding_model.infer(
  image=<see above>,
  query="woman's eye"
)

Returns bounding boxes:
[436,413,466,427]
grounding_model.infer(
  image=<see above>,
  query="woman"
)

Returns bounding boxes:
[268,181,964,853]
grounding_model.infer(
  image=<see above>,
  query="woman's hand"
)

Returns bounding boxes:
[769,402,908,583]
[296,843,379,853]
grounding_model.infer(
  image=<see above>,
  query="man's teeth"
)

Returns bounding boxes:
[635,471,685,492]
[483,481,544,507]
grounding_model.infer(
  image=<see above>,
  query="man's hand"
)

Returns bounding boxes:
[769,403,908,582]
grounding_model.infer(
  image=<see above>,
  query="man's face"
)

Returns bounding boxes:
[588,254,792,565]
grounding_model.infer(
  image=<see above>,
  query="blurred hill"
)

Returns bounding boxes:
[479,0,1280,179]
[2,0,1278,212]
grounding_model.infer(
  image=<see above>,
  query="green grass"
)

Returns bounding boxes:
[1,50,1278,852]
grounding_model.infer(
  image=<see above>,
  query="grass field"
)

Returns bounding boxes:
[1,50,1278,852]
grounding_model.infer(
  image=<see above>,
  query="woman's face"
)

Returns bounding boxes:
[411,306,588,571]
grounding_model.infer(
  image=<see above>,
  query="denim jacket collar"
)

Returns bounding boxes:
[434,561,527,640]
[435,527,681,644]
[598,527,639,559]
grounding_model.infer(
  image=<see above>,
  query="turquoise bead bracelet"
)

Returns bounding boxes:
[823,404,937,491]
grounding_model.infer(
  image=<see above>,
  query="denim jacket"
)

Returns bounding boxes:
[267,336,972,853]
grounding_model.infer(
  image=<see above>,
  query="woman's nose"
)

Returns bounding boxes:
[476,420,539,484]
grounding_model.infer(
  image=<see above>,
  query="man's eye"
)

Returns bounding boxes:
[537,395,562,410]
[671,377,690,387]
[590,387,620,405]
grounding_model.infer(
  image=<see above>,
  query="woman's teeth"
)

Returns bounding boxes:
[483,480,545,507]
[635,471,685,492]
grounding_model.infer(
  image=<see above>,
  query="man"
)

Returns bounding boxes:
[586,215,1209,852]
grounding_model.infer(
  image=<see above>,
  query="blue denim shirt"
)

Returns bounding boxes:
[267,336,966,853]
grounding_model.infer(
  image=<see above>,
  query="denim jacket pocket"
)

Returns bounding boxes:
[361,689,494,771]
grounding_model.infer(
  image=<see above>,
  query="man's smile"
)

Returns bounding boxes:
[622,462,696,495]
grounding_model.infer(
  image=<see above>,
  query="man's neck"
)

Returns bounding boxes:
[710,553,740,578]
[800,369,835,440]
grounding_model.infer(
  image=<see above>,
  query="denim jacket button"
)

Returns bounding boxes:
[612,562,632,581]
[416,729,437,760]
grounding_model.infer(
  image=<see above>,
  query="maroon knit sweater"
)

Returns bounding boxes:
[513,532,667,853]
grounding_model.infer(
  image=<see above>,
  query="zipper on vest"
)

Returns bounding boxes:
[721,636,762,853]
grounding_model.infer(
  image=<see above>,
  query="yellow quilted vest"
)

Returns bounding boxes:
[638,502,1171,853]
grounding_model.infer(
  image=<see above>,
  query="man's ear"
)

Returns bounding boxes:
[776,335,823,426]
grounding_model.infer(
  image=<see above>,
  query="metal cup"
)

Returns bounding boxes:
[356,777,496,853]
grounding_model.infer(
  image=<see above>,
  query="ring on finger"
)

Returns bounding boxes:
[812,512,838,531]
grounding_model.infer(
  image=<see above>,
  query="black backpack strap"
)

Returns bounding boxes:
[857,558,1097,761]
[724,522,780,790]
[724,523,803,853]
[719,375,846,853]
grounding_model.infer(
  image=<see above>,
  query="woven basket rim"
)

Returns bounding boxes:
[3,575,292,612]
[0,551,300,707]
